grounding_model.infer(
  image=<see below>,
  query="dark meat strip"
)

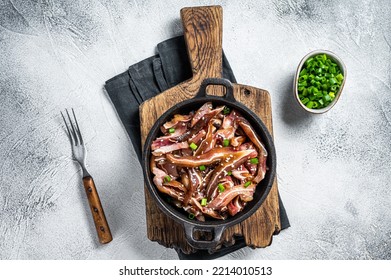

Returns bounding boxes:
[237,118,268,183]
[207,185,254,210]
[227,196,244,216]
[206,149,257,200]
[230,136,246,147]
[191,102,212,127]
[163,114,192,129]
[195,121,216,156]
[152,167,184,201]
[152,141,189,156]
[183,168,202,207]
[173,106,224,142]
[163,180,187,193]
[166,147,247,168]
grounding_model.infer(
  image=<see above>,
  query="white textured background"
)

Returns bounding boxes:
[0,0,390,260]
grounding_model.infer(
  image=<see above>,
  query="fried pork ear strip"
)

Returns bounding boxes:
[206,149,257,200]
[162,114,192,130]
[207,185,255,210]
[152,167,184,202]
[237,117,268,183]
[152,141,189,156]
[191,102,213,127]
[194,121,216,156]
[227,196,245,216]
[173,105,224,142]
[166,147,242,167]
[183,168,202,207]
[163,180,187,193]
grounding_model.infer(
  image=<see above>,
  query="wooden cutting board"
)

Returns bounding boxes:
[139,5,281,254]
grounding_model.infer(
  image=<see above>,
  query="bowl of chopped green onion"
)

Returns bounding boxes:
[294,50,346,113]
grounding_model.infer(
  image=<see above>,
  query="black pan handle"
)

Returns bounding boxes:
[184,223,225,250]
[197,78,236,102]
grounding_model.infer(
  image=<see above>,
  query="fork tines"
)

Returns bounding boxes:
[61,108,84,146]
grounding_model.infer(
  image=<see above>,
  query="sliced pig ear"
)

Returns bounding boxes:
[152,141,189,156]
[207,186,254,210]
[163,114,192,129]
[191,102,212,127]
[237,118,268,157]
[228,196,244,216]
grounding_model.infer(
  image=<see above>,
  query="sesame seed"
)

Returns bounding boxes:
[196,156,200,159]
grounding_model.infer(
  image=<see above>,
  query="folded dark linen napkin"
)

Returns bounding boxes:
[105,35,290,259]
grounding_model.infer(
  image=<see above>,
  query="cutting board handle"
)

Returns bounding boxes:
[181,6,223,79]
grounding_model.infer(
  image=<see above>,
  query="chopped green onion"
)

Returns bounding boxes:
[297,53,344,109]
[323,95,331,102]
[223,106,230,115]
[189,142,198,150]
[164,176,171,183]
[301,97,309,104]
[199,165,206,171]
[223,139,230,147]
[250,158,259,164]
[336,73,344,82]
[188,213,195,220]
[201,198,207,206]
[168,128,175,133]
[227,171,232,176]
[244,181,251,187]
[218,183,225,192]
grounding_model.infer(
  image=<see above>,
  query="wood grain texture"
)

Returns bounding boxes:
[83,176,113,244]
[139,6,280,254]
[181,6,223,80]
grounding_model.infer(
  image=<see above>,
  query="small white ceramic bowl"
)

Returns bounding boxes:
[294,50,347,114]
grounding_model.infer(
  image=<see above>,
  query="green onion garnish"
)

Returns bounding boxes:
[188,213,195,220]
[298,54,344,109]
[223,139,230,147]
[223,106,230,115]
[227,171,232,176]
[168,128,175,133]
[218,183,225,192]
[164,175,171,183]
[250,158,259,164]
[199,165,206,171]
[189,142,198,150]
[201,198,207,206]
[244,181,251,187]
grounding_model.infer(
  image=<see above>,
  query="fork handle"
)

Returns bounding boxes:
[82,176,113,244]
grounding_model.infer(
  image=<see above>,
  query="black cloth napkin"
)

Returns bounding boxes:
[105,35,290,259]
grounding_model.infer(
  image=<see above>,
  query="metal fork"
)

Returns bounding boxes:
[61,109,112,244]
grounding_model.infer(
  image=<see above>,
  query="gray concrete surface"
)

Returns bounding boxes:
[1,0,390,260]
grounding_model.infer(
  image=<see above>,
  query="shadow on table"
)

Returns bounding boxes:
[280,74,313,126]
